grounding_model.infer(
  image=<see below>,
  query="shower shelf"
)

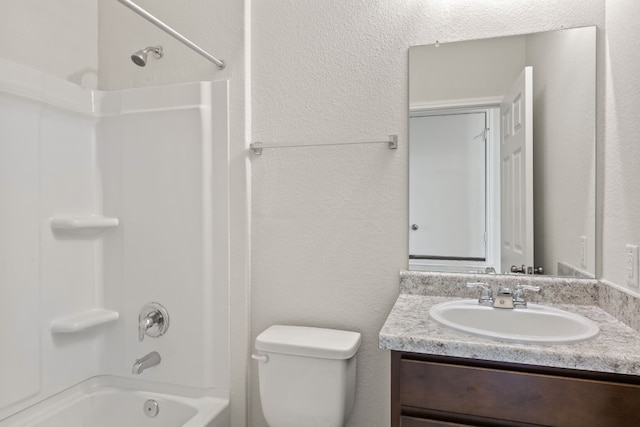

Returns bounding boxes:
[50,216,119,231]
[50,309,119,334]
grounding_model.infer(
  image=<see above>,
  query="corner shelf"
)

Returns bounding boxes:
[50,309,119,334]
[50,216,119,231]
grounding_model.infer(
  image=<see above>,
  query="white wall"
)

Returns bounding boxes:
[602,1,640,289]
[0,0,98,88]
[251,1,604,426]
[527,27,597,275]
[98,1,250,425]
[410,36,526,103]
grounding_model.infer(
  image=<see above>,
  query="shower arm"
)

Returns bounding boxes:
[116,0,225,70]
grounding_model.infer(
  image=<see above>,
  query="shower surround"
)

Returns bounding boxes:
[0,57,230,422]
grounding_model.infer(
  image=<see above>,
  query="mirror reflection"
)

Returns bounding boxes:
[409,27,596,278]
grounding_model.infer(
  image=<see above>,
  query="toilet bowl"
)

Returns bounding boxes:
[253,325,362,427]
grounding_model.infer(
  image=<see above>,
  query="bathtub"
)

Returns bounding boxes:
[0,376,229,427]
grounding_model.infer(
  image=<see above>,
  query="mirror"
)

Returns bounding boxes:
[408,27,596,278]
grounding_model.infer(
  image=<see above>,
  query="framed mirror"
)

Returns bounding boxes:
[408,26,596,278]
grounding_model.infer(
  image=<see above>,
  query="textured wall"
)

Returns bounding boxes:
[251,1,604,426]
[98,1,249,425]
[527,28,597,276]
[410,36,526,103]
[602,1,640,289]
[0,0,98,88]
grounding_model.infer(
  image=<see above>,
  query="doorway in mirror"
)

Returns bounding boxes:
[409,105,501,273]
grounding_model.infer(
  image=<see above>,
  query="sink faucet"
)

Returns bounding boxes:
[494,284,541,309]
[466,282,494,306]
[132,351,161,374]
[512,284,541,308]
[467,282,541,309]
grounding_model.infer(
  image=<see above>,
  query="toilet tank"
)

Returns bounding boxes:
[254,325,362,427]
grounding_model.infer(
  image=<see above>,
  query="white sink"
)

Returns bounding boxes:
[429,299,599,344]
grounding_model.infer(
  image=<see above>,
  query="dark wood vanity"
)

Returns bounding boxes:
[392,351,640,427]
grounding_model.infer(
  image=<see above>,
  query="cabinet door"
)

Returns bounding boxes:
[400,357,640,426]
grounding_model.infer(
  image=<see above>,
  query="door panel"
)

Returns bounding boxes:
[501,67,533,270]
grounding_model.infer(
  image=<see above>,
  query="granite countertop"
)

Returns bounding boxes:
[379,272,640,376]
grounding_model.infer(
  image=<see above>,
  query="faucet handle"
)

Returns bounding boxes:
[139,311,159,341]
[138,302,170,342]
[466,282,493,306]
[513,284,541,307]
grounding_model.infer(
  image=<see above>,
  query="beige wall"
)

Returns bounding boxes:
[0,0,98,88]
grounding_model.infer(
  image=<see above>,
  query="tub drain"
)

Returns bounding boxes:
[143,399,159,418]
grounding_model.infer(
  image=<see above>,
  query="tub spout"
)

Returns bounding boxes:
[132,351,161,374]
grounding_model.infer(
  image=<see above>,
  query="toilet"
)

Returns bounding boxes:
[253,325,362,427]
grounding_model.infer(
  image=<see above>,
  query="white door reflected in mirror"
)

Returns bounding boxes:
[500,66,534,272]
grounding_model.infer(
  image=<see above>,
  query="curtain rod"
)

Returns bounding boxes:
[116,0,225,70]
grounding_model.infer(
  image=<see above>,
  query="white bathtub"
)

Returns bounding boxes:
[0,376,229,427]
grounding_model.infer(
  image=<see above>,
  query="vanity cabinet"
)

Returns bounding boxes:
[392,351,640,427]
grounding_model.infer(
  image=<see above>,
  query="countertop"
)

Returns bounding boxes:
[379,272,640,376]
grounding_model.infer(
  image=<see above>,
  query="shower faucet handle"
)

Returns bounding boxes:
[138,302,170,342]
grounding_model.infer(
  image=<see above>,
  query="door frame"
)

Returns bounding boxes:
[409,98,501,273]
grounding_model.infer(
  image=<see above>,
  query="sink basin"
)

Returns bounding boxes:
[429,299,599,344]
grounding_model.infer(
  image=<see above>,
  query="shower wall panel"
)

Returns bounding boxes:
[0,58,229,420]
[0,62,103,418]
[0,94,41,410]
[99,81,230,390]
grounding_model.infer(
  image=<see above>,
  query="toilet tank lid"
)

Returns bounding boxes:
[255,325,362,359]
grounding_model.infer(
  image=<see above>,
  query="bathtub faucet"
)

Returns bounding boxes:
[132,351,161,374]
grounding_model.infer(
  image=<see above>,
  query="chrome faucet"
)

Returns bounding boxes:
[132,351,161,374]
[494,284,515,308]
[493,284,541,308]
[466,282,494,306]
[467,282,541,309]
[513,284,541,308]
[138,302,170,342]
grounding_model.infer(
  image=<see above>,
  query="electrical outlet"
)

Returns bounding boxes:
[580,236,587,269]
[626,244,639,288]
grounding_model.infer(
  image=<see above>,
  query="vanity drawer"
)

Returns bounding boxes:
[399,356,640,426]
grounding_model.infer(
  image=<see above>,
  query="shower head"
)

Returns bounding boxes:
[131,46,164,67]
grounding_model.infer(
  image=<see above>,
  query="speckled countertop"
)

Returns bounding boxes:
[379,271,640,375]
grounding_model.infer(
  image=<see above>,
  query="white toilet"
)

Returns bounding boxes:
[253,325,362,427]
